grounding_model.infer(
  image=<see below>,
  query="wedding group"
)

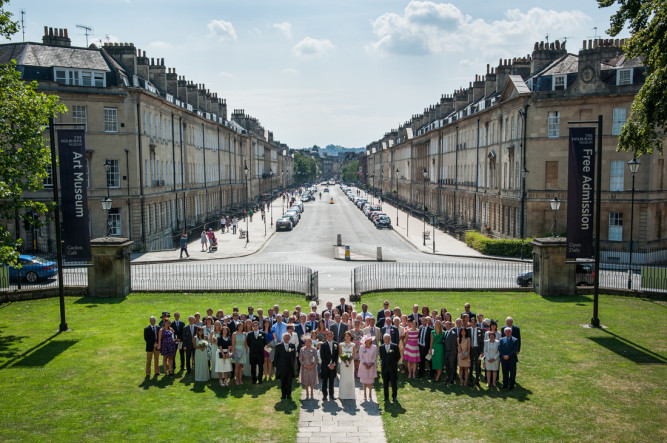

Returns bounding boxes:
[143,298,522,402]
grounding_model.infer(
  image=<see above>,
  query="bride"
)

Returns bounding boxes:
[339,331,357,399]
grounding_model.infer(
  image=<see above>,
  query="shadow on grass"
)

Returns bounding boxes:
[0,331,78,369]
[74,297,126,307]
[589,329,667,364]
[392,376,532,403]
[541,294,592,304]
[274,398,298,414]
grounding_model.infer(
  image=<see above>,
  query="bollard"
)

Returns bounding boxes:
[337,234,342,246]
[345,245,350,261]
[377,246,383,262]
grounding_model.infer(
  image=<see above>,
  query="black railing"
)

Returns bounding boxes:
[352,261,531,296]
[0,261,90,292]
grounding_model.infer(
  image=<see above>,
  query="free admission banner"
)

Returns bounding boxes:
[57,129,91,261]
[566,127,595,259]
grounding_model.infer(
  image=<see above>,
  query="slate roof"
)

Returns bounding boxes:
[539,54,579,76]
[0,43,111,71]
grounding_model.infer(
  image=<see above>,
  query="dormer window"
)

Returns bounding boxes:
[553,75,566,91]
[617,69,633,85]
[53,68,106,87]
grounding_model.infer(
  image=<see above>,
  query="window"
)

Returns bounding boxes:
[72,105,87,130]
[106,159,120,188]
[553,75,566,90]
[617,69,633,85]
[43,164,53,188]
[104,108,118,132]
[545,161,559,189]
[53,68,106,87]
[609,160,624,192]
[548,111,560,138]
[612,108,626,135]
[608,212,623,241]
[109,208,121,236]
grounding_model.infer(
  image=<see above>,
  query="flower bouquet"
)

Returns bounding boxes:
[339,353,352,367]
[199,340,209,349]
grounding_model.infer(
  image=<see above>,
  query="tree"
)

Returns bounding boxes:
[599,0,667,156]
[293,152,320,184]
[341,160,360,183]
[0,1,66,265]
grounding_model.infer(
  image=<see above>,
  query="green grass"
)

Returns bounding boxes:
[362,292,667,442]
[0,293,304,442]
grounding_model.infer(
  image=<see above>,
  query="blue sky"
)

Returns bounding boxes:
[5,0,626,149]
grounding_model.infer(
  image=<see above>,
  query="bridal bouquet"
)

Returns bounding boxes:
[339,353,352,367]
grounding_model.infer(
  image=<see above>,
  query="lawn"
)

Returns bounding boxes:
[362,292,667,442]
[0,293,305,442]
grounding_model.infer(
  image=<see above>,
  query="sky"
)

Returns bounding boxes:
[4,0,627,149]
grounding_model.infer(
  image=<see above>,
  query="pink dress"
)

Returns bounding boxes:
[357,344,377,384]
[403,329,420,362]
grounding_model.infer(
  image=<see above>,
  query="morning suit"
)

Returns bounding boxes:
[295,322,311,340]
[379,342,401,400]
[407,312,422,324]
[319,340,339,399]
[247,330,267,383]
[182,323,196,372]
[337,304,349,316]
[171,319,186,369]
[273,342,297,398]
[444,328,459,383]
[381,325,400,345]
[417,325,433,377]
[329,322,348,343]
[498,335,519,388]
[363,325,383,344]
[376,309,386,325]
[468,326,486,385]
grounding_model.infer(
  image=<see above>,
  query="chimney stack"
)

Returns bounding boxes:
[42,26,71,47]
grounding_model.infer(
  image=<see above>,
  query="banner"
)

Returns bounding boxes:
[566,127,595,259]
[57,129,91,261]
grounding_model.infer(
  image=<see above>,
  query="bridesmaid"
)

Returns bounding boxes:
[157,318,176,376]
[350,318,364,377]
[210,320,223,380]
[232,322,247,385]
[429,320,445,382]
[194,326,210,382]
[298,337,318,399]
[358,335,377,401]
[217,325,233,386]
[262,319,275,382]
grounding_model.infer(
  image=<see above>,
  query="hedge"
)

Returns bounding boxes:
[465,231,533,258]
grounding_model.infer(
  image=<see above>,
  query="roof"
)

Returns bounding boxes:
[539,54,579,76]
[0,43,111,71]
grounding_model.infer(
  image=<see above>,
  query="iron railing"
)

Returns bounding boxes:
[0,261,90,292]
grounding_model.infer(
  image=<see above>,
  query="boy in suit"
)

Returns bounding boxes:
[171,312,185,371]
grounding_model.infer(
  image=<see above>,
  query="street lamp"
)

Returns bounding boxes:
[102,159,112,236]
[370,173,375,204]
[627,157,640,289]
[550,196,561,237]
[520,167,529,260]
[281,169,285,216]
[422,168,428,246]
[395,168,399,227]
[244,161,249,245]
[269,168,274,227]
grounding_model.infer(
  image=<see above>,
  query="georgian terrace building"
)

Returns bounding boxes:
[366,39,667,256]
[0,27,293,252]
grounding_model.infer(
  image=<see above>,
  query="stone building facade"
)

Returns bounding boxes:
[366,39,666,254]
[1,27,293,252]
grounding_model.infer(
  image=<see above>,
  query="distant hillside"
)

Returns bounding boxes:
[299,145,364,156]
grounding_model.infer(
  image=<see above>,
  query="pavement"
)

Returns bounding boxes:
[130,196,287,263]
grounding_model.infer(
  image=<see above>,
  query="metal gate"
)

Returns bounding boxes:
[310,270,319,301]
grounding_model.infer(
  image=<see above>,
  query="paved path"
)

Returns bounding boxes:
[297,378,386,443]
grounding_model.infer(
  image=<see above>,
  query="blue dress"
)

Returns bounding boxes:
[160,329,176,357]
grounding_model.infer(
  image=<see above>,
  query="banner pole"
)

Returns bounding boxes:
[49,118,67,332]
[591,115,603,328]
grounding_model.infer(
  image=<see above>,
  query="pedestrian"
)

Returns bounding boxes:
[249,209,254,222]
[232,217,237,234]
[179,230,189,259]
[220,216,226,233]
[226,216,231,232]
[261,208,265,221]
[201,230,208,252]
[206,228,214,247]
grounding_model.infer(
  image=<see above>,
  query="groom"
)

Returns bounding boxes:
[320,331,339,400]
[379,332,400,402]
[274,332,297,399]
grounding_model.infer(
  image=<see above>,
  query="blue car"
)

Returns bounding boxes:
[5,255,58,283]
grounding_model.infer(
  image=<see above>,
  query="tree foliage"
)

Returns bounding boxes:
[292,152,320,184]
[341,160,360,183]
[599,0,667,156]
[0,1,66,265]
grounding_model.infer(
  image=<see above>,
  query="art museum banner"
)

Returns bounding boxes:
[57,129,91,261]
[566,127,595,259]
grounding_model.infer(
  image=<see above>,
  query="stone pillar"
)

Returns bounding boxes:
[531,237,576,296]
[88,237,133,297]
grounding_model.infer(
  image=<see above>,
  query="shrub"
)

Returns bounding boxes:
[465,231,533,258]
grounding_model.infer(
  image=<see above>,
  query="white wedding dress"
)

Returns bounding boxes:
[339,342,356,399]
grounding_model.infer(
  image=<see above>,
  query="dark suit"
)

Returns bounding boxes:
[377,309,386,325]
[407,312,422,324]
[381,325,399,345]
[444,329,459,383]
[337,304,349,316]
[461,310,476,321]
[273,342,296,398]
[295,322,310,340]
[329,322,348,343]
[246,314,258,323]
[499,335,519,388]
[171,319,185,369]
[144,324,159,352]
[379,342,400,400]
[247,330,267,383]
[468,326,485,385]
[417,325,433,377]
[321,309,333,320]
[500,325,521,352]
[319,340,339,398]
[182,323,196,372]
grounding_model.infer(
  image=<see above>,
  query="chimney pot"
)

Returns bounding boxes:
[161,58,164,65]
[44,26,47,36]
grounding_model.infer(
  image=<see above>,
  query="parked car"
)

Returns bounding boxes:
[517,264,594,287]
[286,209,301,222]
[323,188,329,193]
[293,201,305,212]
[4,254,58,283]
[374,215,392,229]
[365,205,381,217]
[370,211,386,223]
[283,213,299,226]
[276,218,293,231]
[516,271,533,287]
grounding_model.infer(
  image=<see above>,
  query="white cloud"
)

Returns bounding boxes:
[207,19,237,41]
[292,37,334,58]
[368,2,589,56]
[273,22,292,39]
[219,71,235,78]
[148,41,171,49]
[282,68,298,74]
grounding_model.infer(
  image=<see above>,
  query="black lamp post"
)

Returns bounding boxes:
[550,196,561,237]
[244,161,249,245]
[269,167,274,227]
[281,169,285,216]
[422,168,428,246]
[627,157,640,289]
[102,159,113,236]
[370,173,375,204]
[395,168,399,227]
[520,167,529,259]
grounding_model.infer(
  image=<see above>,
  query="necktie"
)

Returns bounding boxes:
[255,332,258,339]
[329,342,333,354]
[190,325,194,336]
[386,345,390,353]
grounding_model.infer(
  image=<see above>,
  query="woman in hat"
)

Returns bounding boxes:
[358,334,378,401]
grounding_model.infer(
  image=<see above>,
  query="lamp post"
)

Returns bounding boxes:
[395,168,399,227]
[520,167,529,260]
[370,173,375,204]
[422,168,428,246]
[550,196,561,237]
[102,159,113,236]
[269,168,274,228]
[627,158,640,289]
[281,169,285,216]
[244,161,249,245]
